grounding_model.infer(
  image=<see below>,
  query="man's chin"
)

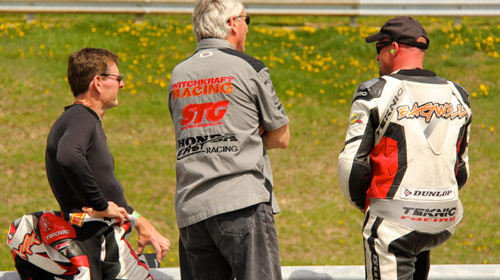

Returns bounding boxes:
[107,100,119,109]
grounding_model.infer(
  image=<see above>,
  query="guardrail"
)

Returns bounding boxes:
[1,0,500,17]
[1,265,500,280]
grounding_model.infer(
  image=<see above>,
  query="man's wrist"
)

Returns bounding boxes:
[132,211,141,219]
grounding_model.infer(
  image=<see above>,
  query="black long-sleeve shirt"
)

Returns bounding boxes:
[45,104,133,214]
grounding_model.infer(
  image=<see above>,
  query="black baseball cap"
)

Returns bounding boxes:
[366,16,429,50]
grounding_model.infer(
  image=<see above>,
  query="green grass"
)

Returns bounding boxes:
[1,13,499,270]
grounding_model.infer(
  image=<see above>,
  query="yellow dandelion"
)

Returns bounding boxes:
[490,126,495,133]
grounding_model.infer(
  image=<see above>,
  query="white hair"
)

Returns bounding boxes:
[192,0,244,42]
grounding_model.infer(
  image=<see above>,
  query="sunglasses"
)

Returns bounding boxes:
[375,41,394,54]
[100,73,123,83]
[236,15,251,25]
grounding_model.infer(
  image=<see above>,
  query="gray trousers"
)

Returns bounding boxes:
[179,203,282,280]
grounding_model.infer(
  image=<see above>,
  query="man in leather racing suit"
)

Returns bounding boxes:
[338,17,471,280]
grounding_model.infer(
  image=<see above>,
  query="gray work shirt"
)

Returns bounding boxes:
[168,39,289,228]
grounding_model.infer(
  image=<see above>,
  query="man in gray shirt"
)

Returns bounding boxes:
[168,0,290,279]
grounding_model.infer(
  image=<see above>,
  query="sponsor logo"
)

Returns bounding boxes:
[402,188,454,199]
[350,112,364,124]
[397,102,468,123]
[403,188,412,197]
[12,232,42,260]
[171,77,234,100]
[377,88,403,136]
[177,133,239,160]
[45,230,71,242]
[199,51,213,58]
[371,253,380,280]
[401,207,457,223]
[353,89,368,99]
[181,100,230,130]
[70,213,85,227]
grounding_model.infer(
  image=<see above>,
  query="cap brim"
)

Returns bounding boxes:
[365,33,382,43]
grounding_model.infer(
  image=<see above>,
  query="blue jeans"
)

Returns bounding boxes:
[179,203,282,280]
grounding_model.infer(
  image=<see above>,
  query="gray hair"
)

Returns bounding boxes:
[192,0,244,42]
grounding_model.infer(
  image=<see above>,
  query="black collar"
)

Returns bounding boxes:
[397,68,436,77]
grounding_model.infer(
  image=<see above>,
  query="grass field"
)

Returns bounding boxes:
[0,13,499,270]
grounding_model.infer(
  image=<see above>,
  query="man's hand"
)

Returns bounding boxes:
[82,201,129,226]
[135,216,170,263]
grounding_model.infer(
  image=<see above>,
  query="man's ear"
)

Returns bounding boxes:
[391,41,399,55]
[228,16,237,34]
[92,75,104,93]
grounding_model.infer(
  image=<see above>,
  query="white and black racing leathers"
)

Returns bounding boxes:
[338,69,471,280]
[7,211,152,280]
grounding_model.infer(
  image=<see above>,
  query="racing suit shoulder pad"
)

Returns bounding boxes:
[353,78,386,102]
[452,82,470,107]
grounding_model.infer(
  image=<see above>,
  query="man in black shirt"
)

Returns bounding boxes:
[45,48,170,279]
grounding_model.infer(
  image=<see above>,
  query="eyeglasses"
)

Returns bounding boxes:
[375,40,394,54]
[236,14,251,25]
[100,73,123,83]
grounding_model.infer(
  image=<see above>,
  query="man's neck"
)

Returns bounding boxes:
[74,96,105,118]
